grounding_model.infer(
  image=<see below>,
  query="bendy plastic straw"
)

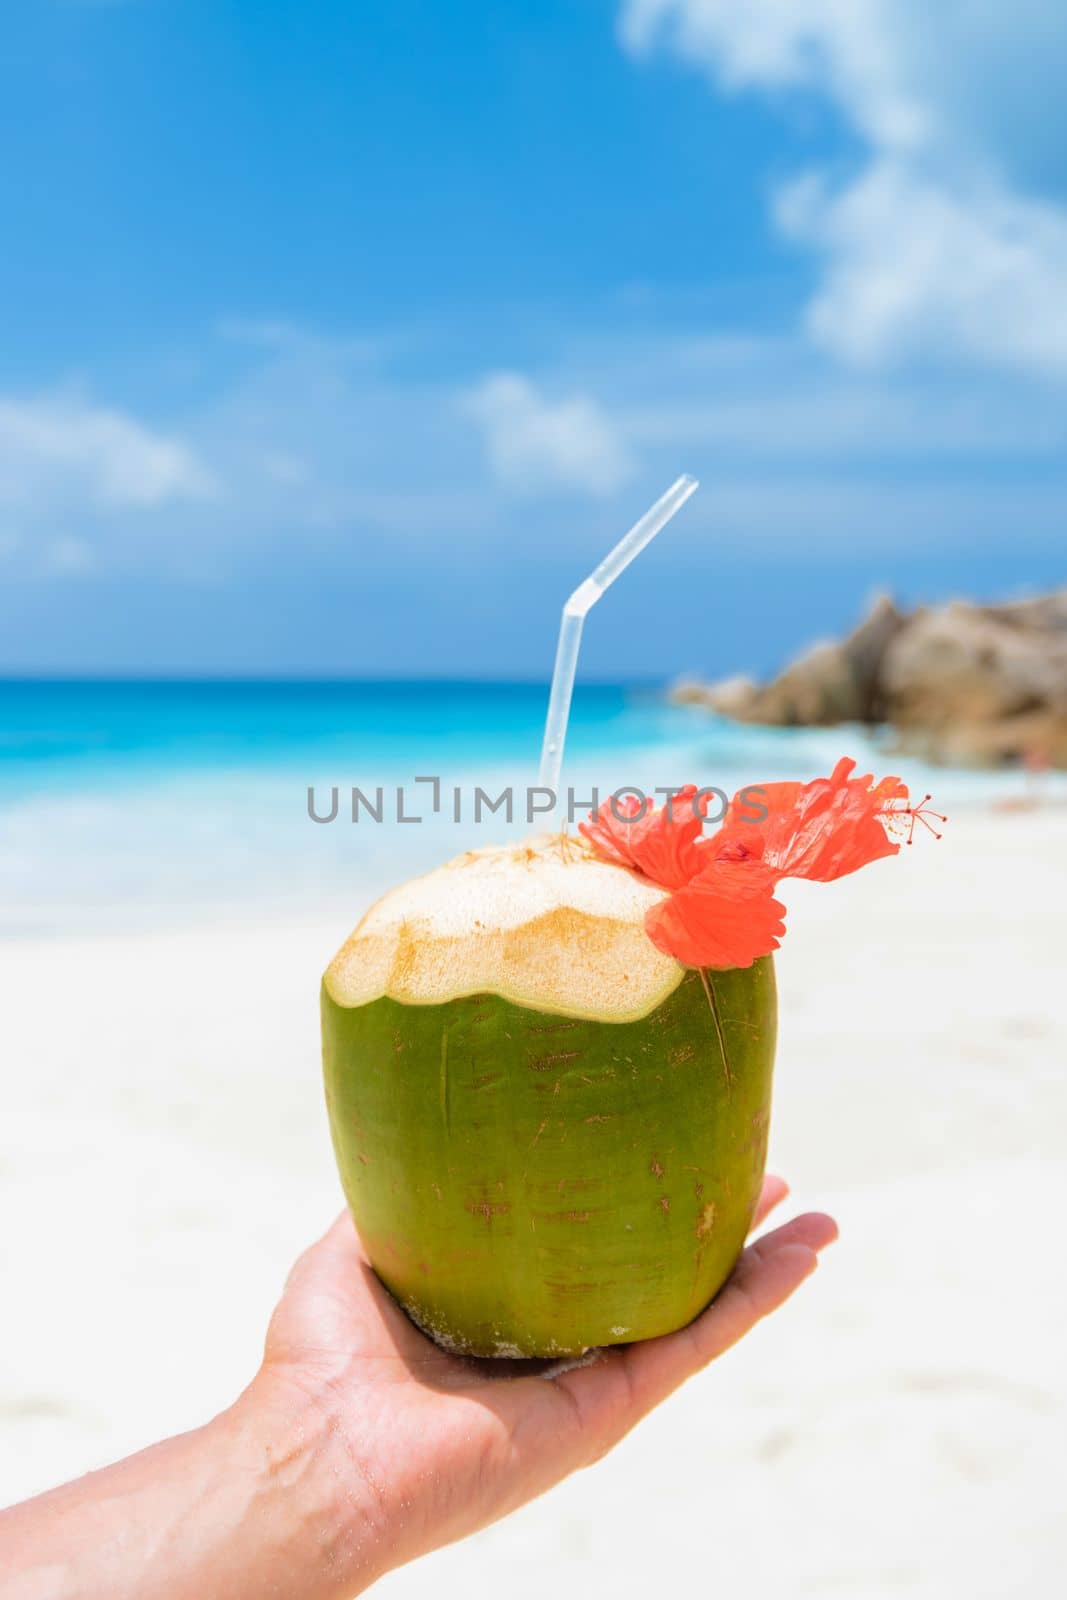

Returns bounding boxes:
[537,474,699,800]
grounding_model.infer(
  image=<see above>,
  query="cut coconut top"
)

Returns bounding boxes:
[324,835,685,1022]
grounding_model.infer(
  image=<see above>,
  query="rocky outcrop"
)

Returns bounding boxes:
[672,594,904,728]
[671,589,1067,768]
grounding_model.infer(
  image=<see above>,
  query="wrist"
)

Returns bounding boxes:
[226,1366,390,1600]
[0,1378,386,1600]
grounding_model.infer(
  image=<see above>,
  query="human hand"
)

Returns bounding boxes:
[0,1178,834,1600]
[248,1176,837,1597]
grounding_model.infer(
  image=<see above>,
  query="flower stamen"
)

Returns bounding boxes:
[881,793,947,845]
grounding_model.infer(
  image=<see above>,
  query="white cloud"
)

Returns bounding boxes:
[620,0,1067,373]
[778,160,1067,372]
[0,393,215,510]
[217,317,382,365]
[257,450,309,485]
[45,536,96,577]
[621,0,927,150]
[217,317,308,350]
[463,373,633,496]
[619,335,1067,459]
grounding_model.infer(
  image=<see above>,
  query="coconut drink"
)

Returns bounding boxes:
[323,764,941,1357]
[322,482,942,1357]
[322,832,776,1356]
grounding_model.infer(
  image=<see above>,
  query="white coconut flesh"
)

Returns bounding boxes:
[324,835,686,1023]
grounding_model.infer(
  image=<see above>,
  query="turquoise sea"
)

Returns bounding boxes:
[0,679,1038,934]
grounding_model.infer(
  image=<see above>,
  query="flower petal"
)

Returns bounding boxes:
[578,757,935,973]
[724,757,907,884]
[579,785,709,890]
[577,793,646,872]
[645,853,786,971]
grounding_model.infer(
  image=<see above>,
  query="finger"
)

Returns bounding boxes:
[750,1173,789,1232]
[304,1216,483,1371]
[271,1212,450,1371]
[320,1207,369,1260]
[682,1211,838,1366]
[281,1208,367,1295]
[611,1210,837,1417]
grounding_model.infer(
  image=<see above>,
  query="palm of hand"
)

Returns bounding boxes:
[260,1178,835,1568]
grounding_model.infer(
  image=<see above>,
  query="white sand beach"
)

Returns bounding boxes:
[2,808,1065,1597]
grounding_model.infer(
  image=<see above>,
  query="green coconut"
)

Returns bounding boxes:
[322,835,776,1357]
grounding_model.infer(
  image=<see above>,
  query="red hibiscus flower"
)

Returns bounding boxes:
[644,833,787,969]
[580,760,943,971]
[719,757,907,883]
[579,783,710,889]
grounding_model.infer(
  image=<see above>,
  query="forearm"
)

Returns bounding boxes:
[0,1379,385,1600]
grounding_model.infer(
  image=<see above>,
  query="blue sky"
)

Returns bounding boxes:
[1,0,1065,678]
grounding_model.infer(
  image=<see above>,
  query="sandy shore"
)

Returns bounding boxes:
[2,810,1065,1596]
